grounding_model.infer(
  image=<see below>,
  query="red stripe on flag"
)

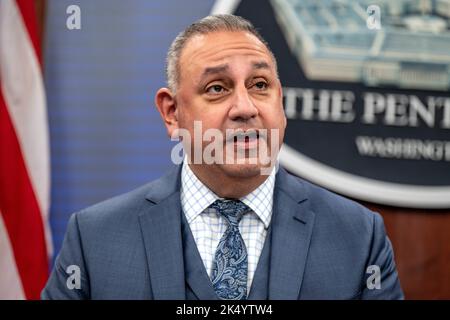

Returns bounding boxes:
[0,90,49,300]
[15,0,42,64]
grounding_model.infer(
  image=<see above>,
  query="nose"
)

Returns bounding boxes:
[228,85,259,122]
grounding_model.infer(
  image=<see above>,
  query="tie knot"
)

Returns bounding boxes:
[210,199,249,226]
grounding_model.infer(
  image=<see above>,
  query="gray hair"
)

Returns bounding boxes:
[165,14,278,93]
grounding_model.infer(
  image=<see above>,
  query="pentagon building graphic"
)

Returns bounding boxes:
[271,0,450,90]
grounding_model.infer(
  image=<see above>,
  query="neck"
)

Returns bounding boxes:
[187,163,271,199]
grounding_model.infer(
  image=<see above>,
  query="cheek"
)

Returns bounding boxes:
[200,117,225,135]
[193,104,228,129]
[180,108,224,136]
[263,101,286,128]
[261,101,286,144]
[177,99,202,129]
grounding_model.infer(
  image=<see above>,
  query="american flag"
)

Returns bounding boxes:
[0,0,51,299]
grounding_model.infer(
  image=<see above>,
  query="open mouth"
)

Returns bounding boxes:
[227,129,262,150]
[232,130,259,143]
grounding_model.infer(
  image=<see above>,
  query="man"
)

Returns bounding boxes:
[42,14,403,300]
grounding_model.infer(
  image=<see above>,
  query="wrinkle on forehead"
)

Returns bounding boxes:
[184,31,267,56]
[179,31,276,84]
[189,45,269,65]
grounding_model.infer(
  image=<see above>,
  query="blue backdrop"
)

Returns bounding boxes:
[44,0,215,259]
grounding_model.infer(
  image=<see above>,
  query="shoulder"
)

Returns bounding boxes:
[74,181,154,225]
[71,165,181,231]
[278,169,402,299]
[278,167,382,235]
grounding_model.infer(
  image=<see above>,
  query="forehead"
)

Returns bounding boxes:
[179,31,274,74]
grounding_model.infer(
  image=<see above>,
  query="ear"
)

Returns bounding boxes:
[155,87,179,138]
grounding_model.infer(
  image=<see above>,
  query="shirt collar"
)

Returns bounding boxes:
[180,160,276,229]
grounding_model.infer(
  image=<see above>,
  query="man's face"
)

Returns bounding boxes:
[174,30,286,178]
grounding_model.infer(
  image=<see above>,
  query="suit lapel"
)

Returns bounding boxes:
[138,166,186,299]
[269,168,316,300]
[247,222,272,300]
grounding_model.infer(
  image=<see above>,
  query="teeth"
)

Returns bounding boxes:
[234,130,258,138]
[228,129,260,143]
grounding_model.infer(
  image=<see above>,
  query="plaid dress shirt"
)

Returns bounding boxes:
[180,161,276,294]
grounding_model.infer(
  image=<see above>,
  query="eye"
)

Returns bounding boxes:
[253,81,268,90]
[206,84,226,94]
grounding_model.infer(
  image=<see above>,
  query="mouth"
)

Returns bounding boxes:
[227,129,263,150]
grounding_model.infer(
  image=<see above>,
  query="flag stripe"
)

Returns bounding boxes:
[0,0,52,258]
[14,0,42,63]
[0,0,51,299]
[0,0,51,224]
[0,213,26,300]
[0,90,48,300]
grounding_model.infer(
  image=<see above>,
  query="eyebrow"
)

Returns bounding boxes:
[201,64,229,78]
[252,61,270,70]
[199,60,272,82]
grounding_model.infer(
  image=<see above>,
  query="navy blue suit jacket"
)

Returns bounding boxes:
[42,166,403,299]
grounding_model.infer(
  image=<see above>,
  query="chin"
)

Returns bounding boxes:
[218,160,267,178]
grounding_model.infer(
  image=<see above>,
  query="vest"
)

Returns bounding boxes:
[180,210,273,300]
